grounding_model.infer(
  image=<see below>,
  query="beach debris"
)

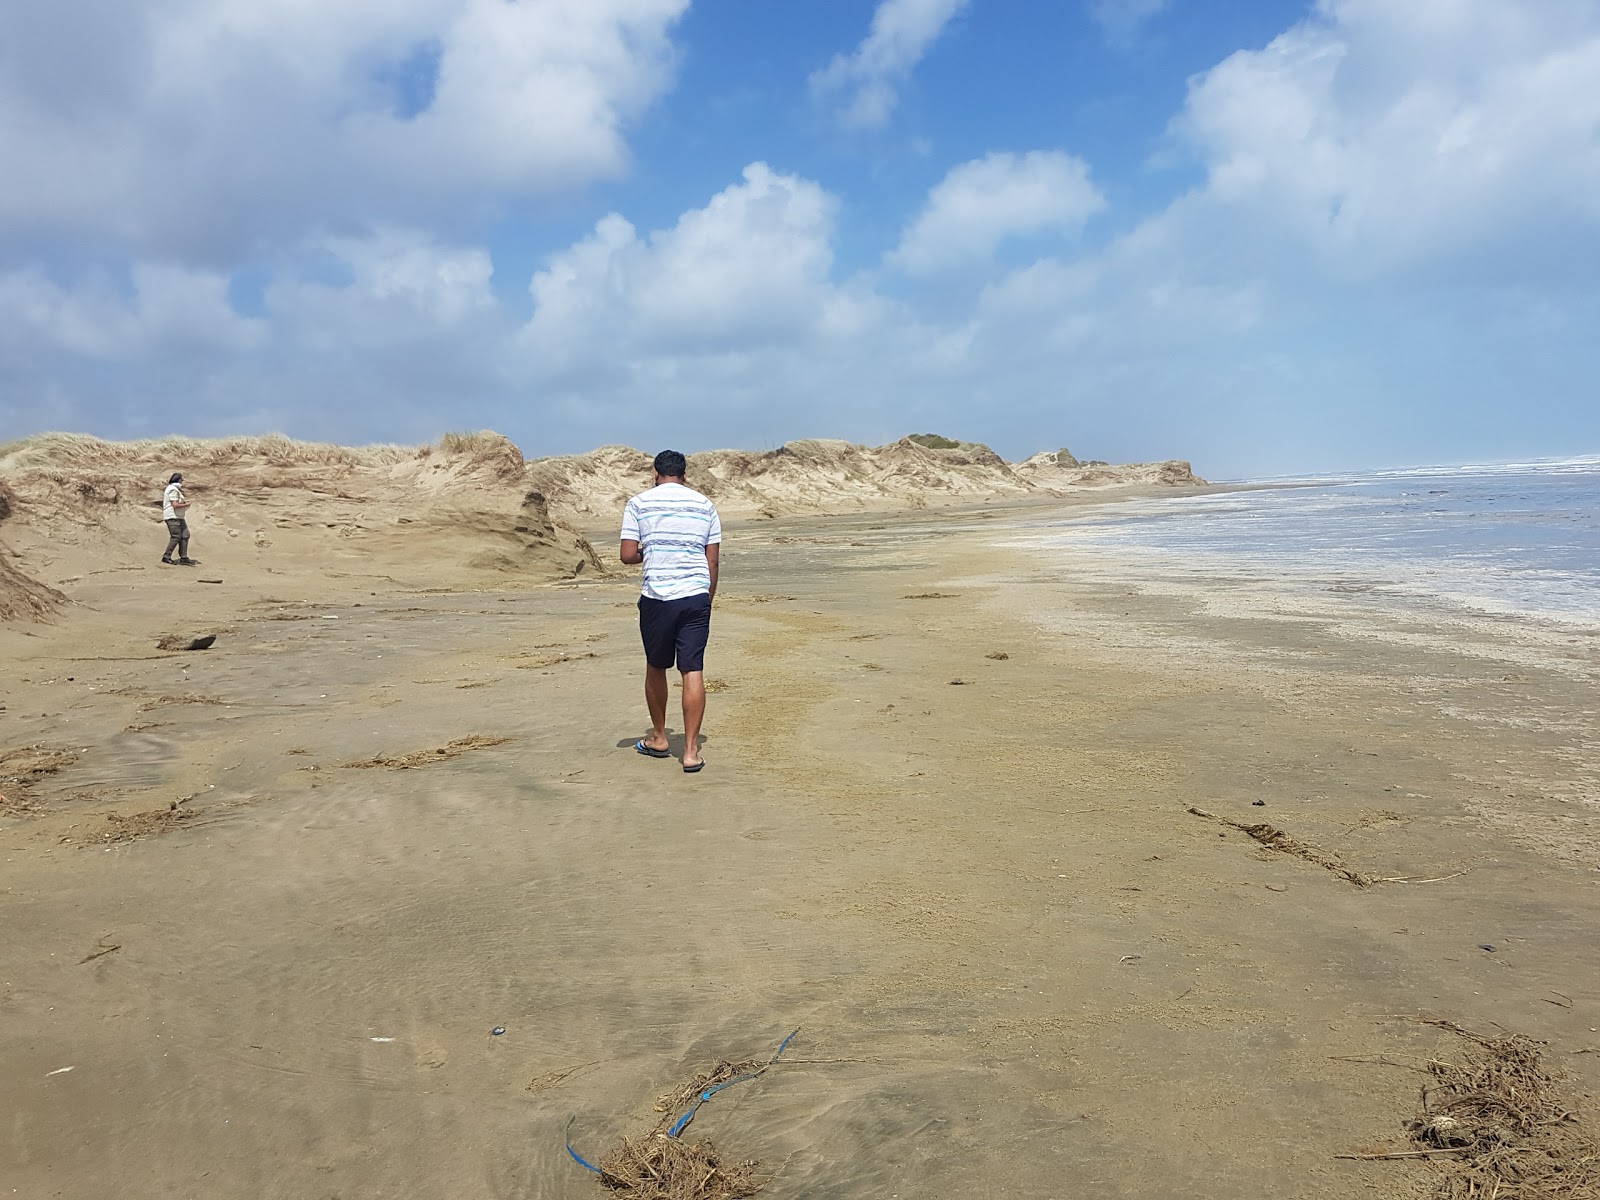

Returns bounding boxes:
[512,651,598,670]
[902,592,957,600]
[586,1129,762,1199]
[1187,805,1372,887]
[1340,1022,1600,1197]
[370,1037,396,1043]
[340,734,513,770]
[1,744,79,788]
[491,1027,506,1037]
[1119,955,1142,964]
[157,632,217,651]
[64,805,198,846]
[567,1029,798,1198]
[1,745,79,816]
[78,935,122,964]
[45,1067,74,1077]
[948,679,968,686]
[1478,944,1497,953]
[1251,799,1266,806]
[986,651,1009,660]
[119,689,227,711]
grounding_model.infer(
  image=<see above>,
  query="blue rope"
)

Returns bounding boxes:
[565,1028,800,1175]
[666,1028,800,1138]
[565,1116,602,1174]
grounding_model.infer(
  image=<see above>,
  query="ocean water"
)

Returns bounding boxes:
[1021,457,1600,625]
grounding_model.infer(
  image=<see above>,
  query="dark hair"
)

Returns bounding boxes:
[168,472,183,484]
[652,450,687,479]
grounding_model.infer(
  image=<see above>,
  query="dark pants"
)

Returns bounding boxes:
[638,593,712,672]
[164,518,189,560]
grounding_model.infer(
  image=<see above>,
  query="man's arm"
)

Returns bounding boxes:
[705,542,719,602]
[619,498,642,564]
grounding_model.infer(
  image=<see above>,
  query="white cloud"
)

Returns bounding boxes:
[0,264,266,359]
[0,0,688,260]
[6,0,1600,475]
[1089,0,1169,46]
[890,151,1106,275]
[810,0,969,129]
[524,163,868,362]
[327,232,496,327]
[258,231,503,374]
[1169,0,1600,281]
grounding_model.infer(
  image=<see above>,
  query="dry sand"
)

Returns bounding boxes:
[2,447,1598,1199]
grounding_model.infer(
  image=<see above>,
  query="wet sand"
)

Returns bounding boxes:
[2,501,1598,1198]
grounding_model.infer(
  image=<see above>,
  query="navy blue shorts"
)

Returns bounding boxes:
[638,593,712,673]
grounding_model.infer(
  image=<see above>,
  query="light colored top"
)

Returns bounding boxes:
[621,482,721,601]
[162,482,188,521]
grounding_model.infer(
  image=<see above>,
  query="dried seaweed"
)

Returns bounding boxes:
[340,734,512,769]
[1410,1027,1600,1198]
[1187,805,1372,886]
[576,1034,797,1199]
[1343,1022,1600,1198]
[596,1134,763,1200]
[653,1061,766,1118]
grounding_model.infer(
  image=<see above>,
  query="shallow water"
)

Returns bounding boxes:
[1020,457,1600,625]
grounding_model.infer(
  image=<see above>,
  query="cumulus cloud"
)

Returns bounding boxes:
[5,0,1600,475]
[889,151,1106,275]
[257,230,501,373]
[0,264,266,360]
[319,232,496,328]
[1169,0,1600,282]
[524,162,870,362]
[1089,0,1169,46]
[0,0,688,261]
[810,0,969,129]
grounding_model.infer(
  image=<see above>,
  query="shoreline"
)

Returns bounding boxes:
[1002,474,1600,634]
[2,498,1597,1197]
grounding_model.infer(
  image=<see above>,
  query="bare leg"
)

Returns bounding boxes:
[680,670,705,767]
[643,666,670,751]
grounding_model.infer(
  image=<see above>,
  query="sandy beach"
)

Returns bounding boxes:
[3,482,1599,1198]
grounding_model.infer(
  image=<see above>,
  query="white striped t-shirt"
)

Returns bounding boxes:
[621,483,722,601]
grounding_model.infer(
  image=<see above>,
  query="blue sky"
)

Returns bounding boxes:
[1,0,1598,478]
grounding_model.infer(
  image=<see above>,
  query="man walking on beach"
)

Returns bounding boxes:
[161,472,195,565]
[621,450,720,773]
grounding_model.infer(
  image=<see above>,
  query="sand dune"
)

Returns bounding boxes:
[527,434,1203,526]
[0,430,1201,621]
[0,432,602,617]
[0,480,67,620]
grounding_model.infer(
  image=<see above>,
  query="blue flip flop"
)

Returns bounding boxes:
[635,740,671,759]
